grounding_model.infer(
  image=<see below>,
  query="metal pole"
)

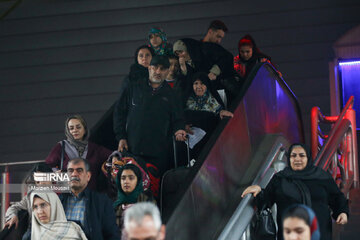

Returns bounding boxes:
[1,166,9,229]
[347,109,359,188]
[310,107,320,158]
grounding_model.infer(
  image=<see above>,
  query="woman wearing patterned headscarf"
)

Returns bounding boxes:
[242,143,348,240]
[30,191,87,239]
[45,114,112,191]
[148,27,173,56]
[182,72,233,159]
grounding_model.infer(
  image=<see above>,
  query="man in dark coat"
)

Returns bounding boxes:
[59,158,120,240]
[173,38,241,106]
[113,56,187,185]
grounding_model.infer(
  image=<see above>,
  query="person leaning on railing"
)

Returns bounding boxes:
[30,191,87,240]
[3,163,53,237]
[241,143,348,240]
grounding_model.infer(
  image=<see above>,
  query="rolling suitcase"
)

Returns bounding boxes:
[160,137,195,222]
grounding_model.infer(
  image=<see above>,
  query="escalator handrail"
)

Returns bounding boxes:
[179,62,305,205]
[312,96,358,190]
[312,96,354,160]
[218,136,288,240]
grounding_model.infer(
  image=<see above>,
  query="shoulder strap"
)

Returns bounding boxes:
[60,140,65,171]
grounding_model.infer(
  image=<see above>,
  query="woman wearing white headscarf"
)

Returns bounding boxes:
[30,191,87,240]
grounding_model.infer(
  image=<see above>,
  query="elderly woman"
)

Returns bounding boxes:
[242,143,349,240]
[282,204,320,240]
[148,27,173,56]
[113,164,155,231]
[183,72,233,159]
[30,191,87,239]
[45,114,112,191]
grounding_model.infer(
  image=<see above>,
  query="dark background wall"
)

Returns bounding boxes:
[0,0,359,163]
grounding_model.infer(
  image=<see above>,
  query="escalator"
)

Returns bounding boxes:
[90,62,304,239]
[164,63,304,239]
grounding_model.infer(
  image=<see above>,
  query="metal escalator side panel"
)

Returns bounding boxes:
[166,63,304,240]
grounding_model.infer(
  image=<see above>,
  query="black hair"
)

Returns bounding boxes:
[134,45,155,64]
[68,158,91,172]
[31,162,52,173]
[116,164,143,191]
[286,143,313,168]
[25,162,53,184]
[283,205,311,226]
[208,20,228,33]
[282,204,320,240]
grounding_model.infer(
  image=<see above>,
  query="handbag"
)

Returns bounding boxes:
[250,205,277,240]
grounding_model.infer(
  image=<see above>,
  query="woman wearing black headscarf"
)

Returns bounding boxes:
[241,143,348,240]
[127,45,155,82]
[46,114,112,191]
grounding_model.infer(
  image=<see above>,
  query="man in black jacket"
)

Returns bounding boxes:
[113,56,187,194]
[59,158,120,240]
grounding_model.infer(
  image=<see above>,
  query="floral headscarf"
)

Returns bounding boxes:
[64,114,89,157]
[148,27,173,56]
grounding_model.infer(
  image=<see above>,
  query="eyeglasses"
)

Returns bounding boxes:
[33,202,50,211]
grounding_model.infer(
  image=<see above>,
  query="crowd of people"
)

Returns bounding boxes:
[2,20,349,240]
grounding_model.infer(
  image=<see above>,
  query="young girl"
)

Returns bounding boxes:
[282,204,320,240]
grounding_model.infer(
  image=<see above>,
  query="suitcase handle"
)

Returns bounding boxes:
[172,136,190,168]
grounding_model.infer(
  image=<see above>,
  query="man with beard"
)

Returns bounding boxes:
[202,20,228,45]
[59,158,120,240]
[114,55,187,197]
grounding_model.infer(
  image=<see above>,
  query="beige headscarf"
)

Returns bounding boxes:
[30,191,87,240]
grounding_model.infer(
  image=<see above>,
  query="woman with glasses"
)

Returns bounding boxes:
[30,191,87,239]
[45,114,112,191]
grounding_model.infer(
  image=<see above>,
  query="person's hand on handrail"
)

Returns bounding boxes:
[175,130,187,141]
[4,215,19,229]
[241,185,262,198]
[336,213,348,225]
[220,110,234,119]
